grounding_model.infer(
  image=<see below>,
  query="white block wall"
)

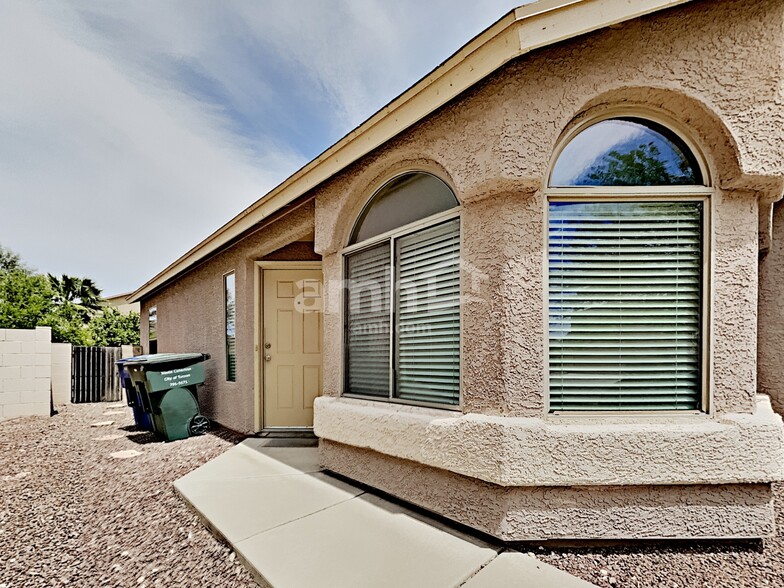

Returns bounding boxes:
[0,327,51,420]
[51,343,72,406]
[121,345,141,359]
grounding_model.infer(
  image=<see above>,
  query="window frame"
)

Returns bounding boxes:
[148,306,158,354]
[224,271,237,382]
[341,191,462,411]
[545,113,712,416]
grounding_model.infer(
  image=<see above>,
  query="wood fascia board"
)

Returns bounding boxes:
[513,0,692,54]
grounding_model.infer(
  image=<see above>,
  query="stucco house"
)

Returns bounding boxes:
[102,292,141,316]
[130,0,784,541]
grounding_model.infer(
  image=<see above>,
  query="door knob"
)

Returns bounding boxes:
[265,355,272,362]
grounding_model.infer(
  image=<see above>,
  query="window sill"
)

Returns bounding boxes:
[313,395,784,487]
[341,393,461,413]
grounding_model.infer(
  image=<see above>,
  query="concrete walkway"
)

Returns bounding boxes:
[175,439,595,588]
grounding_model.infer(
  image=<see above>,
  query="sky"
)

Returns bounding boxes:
[0,0,531,297]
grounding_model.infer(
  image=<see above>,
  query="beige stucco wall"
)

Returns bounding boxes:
[315,395,784,487]
[308,0,784,539]
[106,300,141,316]
[139,0,784,538]
[320,439,776,540]
[141,202,318,433]
[50,342,72,406]
[313,0,783,417]
[140,0,784,427]
[0,327,52,420]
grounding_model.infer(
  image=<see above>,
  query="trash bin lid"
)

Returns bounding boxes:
[121,353,209,367]
[115,356,143,366]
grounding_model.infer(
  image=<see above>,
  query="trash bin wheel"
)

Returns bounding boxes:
[188,414,210,436]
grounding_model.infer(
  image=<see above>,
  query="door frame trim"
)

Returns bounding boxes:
[253,261,324,432]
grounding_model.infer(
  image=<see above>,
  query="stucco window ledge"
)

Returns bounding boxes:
[313,395,784,487]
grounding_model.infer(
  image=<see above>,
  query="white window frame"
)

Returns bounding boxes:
[544,112,713,416]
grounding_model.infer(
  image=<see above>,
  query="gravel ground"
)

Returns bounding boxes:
[0,402,256,588]
[3,404,784,588]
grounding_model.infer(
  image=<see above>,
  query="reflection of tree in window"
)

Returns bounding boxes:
[551,117,703,188]
[587,142,696,186]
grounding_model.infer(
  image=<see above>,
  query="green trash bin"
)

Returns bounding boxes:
[123,353,211,441]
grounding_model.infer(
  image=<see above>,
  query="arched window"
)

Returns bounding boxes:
[343,172,461,407]
[550,117,704,187]
[547,117,709,413]
[349,173,458,244]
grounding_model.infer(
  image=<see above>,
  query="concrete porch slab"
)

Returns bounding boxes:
[236,492,497,588]
[176,439,596,587]
[176,441,321,487]
[463,552,596,587]
[175,473,361,544]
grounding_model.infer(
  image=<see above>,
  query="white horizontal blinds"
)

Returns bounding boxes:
[395,219,460,405]
[345,243,391,397]
[549,201,703,411]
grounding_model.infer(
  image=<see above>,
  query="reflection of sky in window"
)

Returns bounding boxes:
[550,119,699,186]
[225,274,236,337]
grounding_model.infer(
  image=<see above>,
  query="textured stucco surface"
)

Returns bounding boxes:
[141,0,784,538]
[315,395,784,487]
[141,202,318,433]
[321,440,776,541]
[311,0,784,419]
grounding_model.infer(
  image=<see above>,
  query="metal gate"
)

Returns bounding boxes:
[71,346,123,403]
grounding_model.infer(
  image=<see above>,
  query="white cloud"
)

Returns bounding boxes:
[0,0,304,294]
[0,0,528,295]
[67,0,525,131]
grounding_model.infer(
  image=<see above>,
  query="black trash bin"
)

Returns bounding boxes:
[122,353,211,441]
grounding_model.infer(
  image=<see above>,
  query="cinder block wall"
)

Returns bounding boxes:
[120,345,141,359]
[50,343,72,406]
[0,327,52,420]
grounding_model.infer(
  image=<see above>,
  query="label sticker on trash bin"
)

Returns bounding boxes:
[146,364,205,391]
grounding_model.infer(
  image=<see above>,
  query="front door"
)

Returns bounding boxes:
[262,268,323,428]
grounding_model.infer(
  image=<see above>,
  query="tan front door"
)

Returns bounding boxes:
[262,268,323,428]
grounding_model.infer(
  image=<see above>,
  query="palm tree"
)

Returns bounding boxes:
[48,274,103,321]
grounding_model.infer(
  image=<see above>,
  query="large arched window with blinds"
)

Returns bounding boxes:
[343,172,461,407]
[547,117,710,412]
